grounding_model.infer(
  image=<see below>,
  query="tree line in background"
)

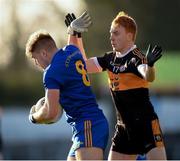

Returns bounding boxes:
[0,0,179,106]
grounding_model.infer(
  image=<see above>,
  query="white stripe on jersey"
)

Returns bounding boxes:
[90,57,103,72]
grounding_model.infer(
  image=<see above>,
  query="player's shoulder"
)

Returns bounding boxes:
[105,51,114,55]
[44,59,63,77]
[44,64,55,77]
[97,51,115,65]
[63,44,80,52]
[62,45,82,60]
[131,47,145,59]
[100,51,114,59]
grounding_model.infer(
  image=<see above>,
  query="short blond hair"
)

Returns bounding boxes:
[25,29,56,58]
[112,11,137,41]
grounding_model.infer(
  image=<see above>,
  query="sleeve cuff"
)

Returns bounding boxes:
[91,57,103,72]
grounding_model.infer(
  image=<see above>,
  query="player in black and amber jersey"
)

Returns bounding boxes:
[67,11,167,160]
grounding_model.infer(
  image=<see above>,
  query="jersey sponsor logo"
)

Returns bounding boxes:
[65,50,79,67]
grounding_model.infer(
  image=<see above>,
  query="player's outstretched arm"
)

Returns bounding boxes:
[29,89,63,124]
[65,12,102,74]
[138,44,162,82]
[146,44,162,67]
[138,64,155,82]
[65,12,89,61]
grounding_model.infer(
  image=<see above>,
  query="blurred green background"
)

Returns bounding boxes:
[0,0,180,160]
[0,0,180,106]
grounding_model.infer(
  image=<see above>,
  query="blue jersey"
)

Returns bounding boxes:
[43,45,105,124]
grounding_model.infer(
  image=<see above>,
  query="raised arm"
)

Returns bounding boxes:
[65,12,89,60]
[138,44,162,82]
[65,12,102,73]
[138,64,155,82]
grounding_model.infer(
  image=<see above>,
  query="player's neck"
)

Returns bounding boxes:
[122,42,135,54]
[49,48,59,62]
[116,43,136,58]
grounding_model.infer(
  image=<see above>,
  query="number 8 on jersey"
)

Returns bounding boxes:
[75,60,90,86]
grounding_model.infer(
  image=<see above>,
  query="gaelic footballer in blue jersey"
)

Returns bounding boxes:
[25,28,109,160]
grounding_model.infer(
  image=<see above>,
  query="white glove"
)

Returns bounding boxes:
[67,11,92,35]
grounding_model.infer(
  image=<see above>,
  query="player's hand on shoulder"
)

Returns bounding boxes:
[146,44,162,67]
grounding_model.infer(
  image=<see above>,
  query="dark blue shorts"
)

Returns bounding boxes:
[68,118,109,157]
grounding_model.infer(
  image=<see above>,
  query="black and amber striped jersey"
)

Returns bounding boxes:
[97,47,148,91]
[96,47,156,124]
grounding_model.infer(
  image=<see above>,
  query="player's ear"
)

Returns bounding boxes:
[41,49,48,57]
[127,32,133,41]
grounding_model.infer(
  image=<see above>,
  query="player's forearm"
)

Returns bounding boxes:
[32,104,59,124]
[146,66,155,82]
[32,105,50,123]
[67,34,78,46]
[77,37,88,60]
[68,35,101,73]
[138,64,155,82]
[68,35,87,60]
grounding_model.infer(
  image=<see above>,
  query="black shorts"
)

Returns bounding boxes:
[111,115,165,155]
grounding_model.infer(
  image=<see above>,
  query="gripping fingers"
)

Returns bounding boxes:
[83,20,92,28]
[154,46,162,55]
[156,53,162,59]
[66,13,75,23]
[65,19,70,27]
[65,13,76,27]
[80,11,89,19]
[82,13,91,21]
[67,13,76,22]
[82,14,92,23]
[151,45,158,53]
[65,14,71,23]
[71,13,76,20]
[80,11,92,23]
[154,53,162,62]
[152,46,162,62]
[154,51,162,58]
[83,16,92,23]
[152,45,161,54]
[65,14,71,27]
[81,15,92,28]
